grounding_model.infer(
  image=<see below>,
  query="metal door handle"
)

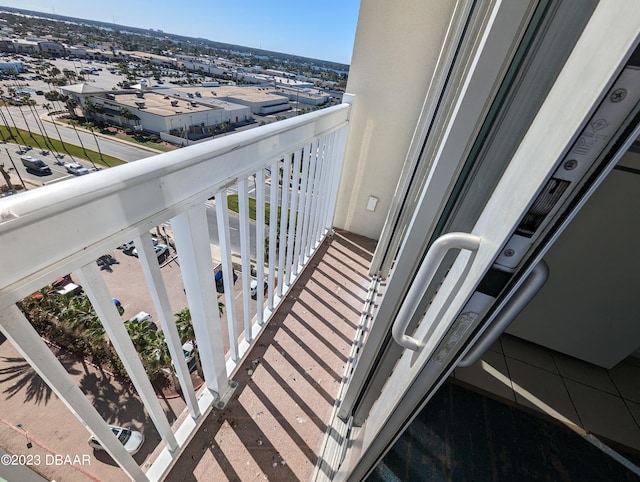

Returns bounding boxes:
[392,232,482,351]
[458,259,549,367]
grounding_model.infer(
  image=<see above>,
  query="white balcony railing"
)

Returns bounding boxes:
[0,101,352,480]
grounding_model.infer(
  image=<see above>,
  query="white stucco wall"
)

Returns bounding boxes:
[333,0,459,240]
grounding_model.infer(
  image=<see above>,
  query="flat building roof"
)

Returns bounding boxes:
[112,91,222,117]
[172,85,287,104]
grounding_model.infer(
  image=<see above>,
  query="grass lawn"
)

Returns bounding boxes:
[226,193,283,225]
[0,125,124,167]
[98,129,175,152]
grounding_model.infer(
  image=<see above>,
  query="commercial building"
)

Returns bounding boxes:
[206,85,290,115]
[0,61,22,73]
[61,83,251,138]
[0,38,66,55]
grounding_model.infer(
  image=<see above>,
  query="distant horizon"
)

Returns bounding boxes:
[0,1,360,65]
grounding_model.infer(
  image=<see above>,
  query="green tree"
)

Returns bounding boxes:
[124,320,167,378]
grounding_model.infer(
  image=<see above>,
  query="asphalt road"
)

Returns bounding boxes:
[204,201,260,261]
[3,104,154,163]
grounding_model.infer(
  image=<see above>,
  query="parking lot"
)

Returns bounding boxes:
[98,235,259,353]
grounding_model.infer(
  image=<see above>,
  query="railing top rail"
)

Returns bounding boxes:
[0,104,350,309]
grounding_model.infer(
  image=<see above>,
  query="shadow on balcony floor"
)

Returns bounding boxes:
[367,380,640,482]
[167,229,377,481]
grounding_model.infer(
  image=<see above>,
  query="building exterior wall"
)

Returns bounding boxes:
[0,39,14,52]
[11,41,39,54]
[66,46,87,57]
[0,62,22,72]
[88,95,250,134]
[218,94,289,114]
[176,55,224,76]
[276,88,330,106]
[334,0,459,239]
[38,41,66,55]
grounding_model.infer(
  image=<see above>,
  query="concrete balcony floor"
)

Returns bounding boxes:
[166,229,377,481]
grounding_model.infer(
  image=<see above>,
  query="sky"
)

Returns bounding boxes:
[0,1,361,64]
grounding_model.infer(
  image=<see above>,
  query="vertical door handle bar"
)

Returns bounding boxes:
[392,232,482,351]
[458,259,549,367]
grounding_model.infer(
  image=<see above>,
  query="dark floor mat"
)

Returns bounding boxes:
[367,381,640,482]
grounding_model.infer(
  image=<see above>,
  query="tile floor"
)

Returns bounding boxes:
[453,333,640,458]
[166,230,377,481]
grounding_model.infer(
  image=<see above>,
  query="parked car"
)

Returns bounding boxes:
[64,162,90,176]
[56,282,83,296]
[214,269,238,293]
[119,237,158,252]
[250,279,268,299]
[128,311,158,331]
[21,155,51,175]
[172,340,197,372]
[133,243,169,262]
[51,274,83,295]
[52,274,74,288]
[118,241,135,251]
[88,426,144,455]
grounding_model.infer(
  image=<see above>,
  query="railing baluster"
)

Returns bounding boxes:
[171,205,229,397]
[277,155,292,297]
[77,261,179,452]
[255,169,266,324]
[286,149,302,285]
[135,231,200,419]
[301,139,319,263]
[307,135,325,253]
[317,131,337,239]
[267,160,279,310]
[325,126,349,231]
[215,190,239,362]
[313,133,330,243]
[238,178,252,342]
[294,141,312,272]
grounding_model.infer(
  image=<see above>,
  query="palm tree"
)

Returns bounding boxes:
[58,295,105,358]
[0,108,13,142]
[124,320,168,379]
[0,89,28,147]
[63,70,77,84]
[69,119,93,165]
[65,96,79,119]
[173,302,224,378]
[174,307,196,343]
[10,91,42,150]
[89,126,106,165]
[118,106,140,130]
[25,98,54,154]
[42,102,75,161]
